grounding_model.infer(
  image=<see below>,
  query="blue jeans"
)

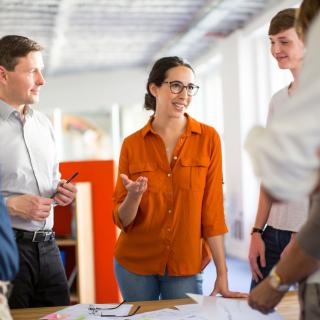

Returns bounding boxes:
[114,258,203,301]
[250,226,292,290]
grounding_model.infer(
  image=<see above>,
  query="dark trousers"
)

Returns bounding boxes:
[9,236,69,308]
[299,280,320,320]
[250,226,292,290]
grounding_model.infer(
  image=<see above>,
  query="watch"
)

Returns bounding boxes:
[268,266,290,292]
[250,227,263,235]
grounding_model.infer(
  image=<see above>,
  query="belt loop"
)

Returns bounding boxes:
[32,231,38,243]
[13,229,19,240]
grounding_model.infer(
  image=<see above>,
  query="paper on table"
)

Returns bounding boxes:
[187,294,284,320]
[128,307,208,320]
[41,303,133,320]
[174,303,203,313]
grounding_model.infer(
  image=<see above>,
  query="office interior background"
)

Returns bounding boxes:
[0,0,300,300]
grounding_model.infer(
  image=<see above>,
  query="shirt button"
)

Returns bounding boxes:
[168,209,172,214]
[167,228,171,232]
[167,173,171,177]
[166,245,170,250]
[173,156,177,160]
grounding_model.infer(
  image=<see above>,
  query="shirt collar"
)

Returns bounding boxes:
[0,100,33,120]
[187,114,202,135]
[141,113,202,138]
[141,117,155,138]
[22,105,33,117]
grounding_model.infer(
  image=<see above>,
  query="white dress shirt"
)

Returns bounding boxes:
[0,101,60,231]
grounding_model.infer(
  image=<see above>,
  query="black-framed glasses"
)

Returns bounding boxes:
[88,301,141,317]
[163,81,199,96]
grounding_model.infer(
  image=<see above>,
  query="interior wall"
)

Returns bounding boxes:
[38,68,147,113]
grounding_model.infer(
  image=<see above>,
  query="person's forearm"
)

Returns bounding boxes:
[275,240,319,284]
[254,186,272,228]
[207,235,227,275]
[118,192,142,227]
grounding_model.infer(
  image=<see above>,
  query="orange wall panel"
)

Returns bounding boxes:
[56,160,119,302]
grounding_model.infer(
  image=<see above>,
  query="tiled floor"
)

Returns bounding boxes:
[202,256,251,295]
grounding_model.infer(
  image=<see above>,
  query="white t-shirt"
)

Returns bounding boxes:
[266,87,309,232]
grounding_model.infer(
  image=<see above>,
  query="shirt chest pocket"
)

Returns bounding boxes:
[177,157,210,191]
[128,162,160,192]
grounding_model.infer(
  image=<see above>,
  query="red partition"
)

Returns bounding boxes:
[55,160,119,302]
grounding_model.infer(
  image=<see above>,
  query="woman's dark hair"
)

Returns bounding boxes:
[144,56,194,112]
[268,8,297,35]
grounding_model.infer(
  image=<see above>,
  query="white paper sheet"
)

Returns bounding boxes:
[187,294,284,320]
[129,307,208,320]
[174,303,203,313]
[40,303,133,320]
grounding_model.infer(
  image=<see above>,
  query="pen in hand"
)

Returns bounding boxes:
[51,171,79,199]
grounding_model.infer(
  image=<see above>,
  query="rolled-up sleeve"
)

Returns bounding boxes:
[112,139,131,231]
[245,124,318,201]
[201,131,228,238]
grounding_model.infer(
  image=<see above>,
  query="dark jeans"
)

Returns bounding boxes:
[9,236,69,308]
[250,226,292,290]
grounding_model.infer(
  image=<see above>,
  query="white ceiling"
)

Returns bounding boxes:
[0,0,279,76]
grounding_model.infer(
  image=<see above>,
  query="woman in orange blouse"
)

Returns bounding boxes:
[113,56,247,301]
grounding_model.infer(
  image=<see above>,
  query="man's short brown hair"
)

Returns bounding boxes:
[268,8,298,35]
[0,35,43,71]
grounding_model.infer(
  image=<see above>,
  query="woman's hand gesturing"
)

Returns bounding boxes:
[120,174,148,197]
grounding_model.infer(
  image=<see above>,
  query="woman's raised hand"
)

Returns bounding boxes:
[120,174,148,197]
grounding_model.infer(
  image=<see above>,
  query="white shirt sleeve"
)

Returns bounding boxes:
[245,14,320,201]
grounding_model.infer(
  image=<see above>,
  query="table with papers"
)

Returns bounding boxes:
[11,291,299,320]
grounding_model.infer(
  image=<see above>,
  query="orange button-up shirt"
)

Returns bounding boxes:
[113,114,228,276]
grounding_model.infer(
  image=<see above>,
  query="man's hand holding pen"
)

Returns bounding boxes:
[51,172,78,207]
[53,180,77,207]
